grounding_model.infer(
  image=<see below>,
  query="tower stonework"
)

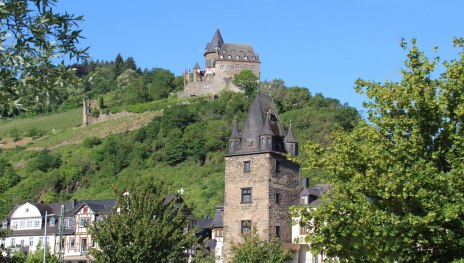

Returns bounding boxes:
[223,92,299,261]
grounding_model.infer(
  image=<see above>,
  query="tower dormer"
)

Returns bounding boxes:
[284,123,298,157]
[228,121,241,155]
[260,109,273,151]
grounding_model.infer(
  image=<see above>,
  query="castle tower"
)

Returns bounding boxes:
[223,92,300,260]
[204,29,224,76]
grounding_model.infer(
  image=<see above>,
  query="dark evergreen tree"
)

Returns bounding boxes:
[114,53,124,79]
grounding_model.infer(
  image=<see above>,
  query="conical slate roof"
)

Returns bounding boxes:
[204,29,224,55]
[235,92,286,153]
[284,124,297,143]
[230,121,241,139]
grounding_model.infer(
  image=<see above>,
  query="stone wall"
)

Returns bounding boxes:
[223,152,299,261]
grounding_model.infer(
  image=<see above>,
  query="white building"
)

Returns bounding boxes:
[291,181,332,263]
[2,202,71,256]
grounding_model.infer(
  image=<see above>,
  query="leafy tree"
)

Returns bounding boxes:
[292,39,464,262]
[27,150,61,173]
[229,227,292,263]
[144,68,176,100]
[232,70,259,96]
[24,245,59,263]
[0,157,21,193]
[0,0,88,116]
[116,69,140,91]
[89,179,197,263]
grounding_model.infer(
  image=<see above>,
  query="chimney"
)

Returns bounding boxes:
[302,178,310,188]
[71,199,77,208]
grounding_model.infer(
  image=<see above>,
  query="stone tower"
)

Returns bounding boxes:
[223,91,299,260]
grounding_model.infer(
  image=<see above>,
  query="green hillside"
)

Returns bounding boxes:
[0,88,359,218]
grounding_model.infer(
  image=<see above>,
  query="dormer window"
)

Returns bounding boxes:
[236,56,240,59]
[232,50,235,53]
[2,220,7,229]
[227,55,232,59]
[220,55,224,59]
[50,217,56,226]
[244,56,248,60]
[300,196,308,205]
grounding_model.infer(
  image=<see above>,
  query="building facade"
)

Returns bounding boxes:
[291,181,332,263]
[223,91,299,261]
[179,29,261,98]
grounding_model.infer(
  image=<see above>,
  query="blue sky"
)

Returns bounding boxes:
[57,1,463,112]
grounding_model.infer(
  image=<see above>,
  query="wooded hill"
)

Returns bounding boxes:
[0,55,359,218]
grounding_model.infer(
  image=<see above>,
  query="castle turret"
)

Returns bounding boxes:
[284,123,298,157]
[204,29,224,69]
[228,121,241,155]
[193,63,201,82]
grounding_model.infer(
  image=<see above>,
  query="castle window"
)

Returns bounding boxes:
[241,220,251,234]
[244,161,251,172]
[275,193,280,204]
[251,65,256,71]
[244,56,248,60]
[244,65,249,69]
[276,161,281,173]
[236,64,240,70]
[220,55,224,59]
[275,226,281,237]
[241,188,252,203]
[226,65,232,70]
[227,55,232,59]
[236,56,240,59]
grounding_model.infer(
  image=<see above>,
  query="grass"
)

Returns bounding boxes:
[30,111,160,149]
[0,108,82,137]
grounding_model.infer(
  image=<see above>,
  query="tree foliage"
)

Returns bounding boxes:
[89,179,197,263]
[232,70,259,96]
[0,0,89,116]
[229,227,292,263]
[293,38,464,262]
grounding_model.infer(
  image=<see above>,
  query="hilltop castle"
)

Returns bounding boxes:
[179,29,261,98]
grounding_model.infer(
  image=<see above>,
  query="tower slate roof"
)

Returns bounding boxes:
[231,91,287,154]
[204,29,224,55]
[284,124,297,143]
